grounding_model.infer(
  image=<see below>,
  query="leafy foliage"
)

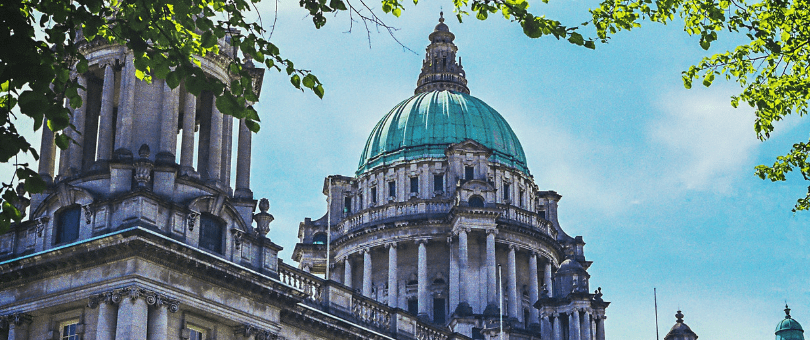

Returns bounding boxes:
[590,0,810,211]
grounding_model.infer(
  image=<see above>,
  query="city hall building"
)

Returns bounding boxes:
[0,15,613,340]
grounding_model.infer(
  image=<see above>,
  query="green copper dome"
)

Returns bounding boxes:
[777,306,805,340]
[357,90,529,174]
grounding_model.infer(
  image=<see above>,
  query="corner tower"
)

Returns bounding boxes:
[295,15,609,340]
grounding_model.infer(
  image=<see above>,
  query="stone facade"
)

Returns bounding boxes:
[292,15,609,340]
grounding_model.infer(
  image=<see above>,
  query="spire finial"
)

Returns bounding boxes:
[675,310,684,323]
[785,304,792,319]
[439,10,444,23]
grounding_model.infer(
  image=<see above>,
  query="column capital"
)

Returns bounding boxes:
[508,243,519,251]
[446,236,454,245]
[234,324,281,340]
[386,241,398,249]
[362,247,371,254]
[485,228,499,236]
[88,286,179,313]
[0,312,32,327]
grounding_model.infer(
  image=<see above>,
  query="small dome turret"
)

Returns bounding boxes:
[777,305,805,340]
[664,310,698,340]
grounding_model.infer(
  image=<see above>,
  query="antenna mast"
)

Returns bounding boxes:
[654,288,660,340]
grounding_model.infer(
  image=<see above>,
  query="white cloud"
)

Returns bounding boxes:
[649,87,758,193]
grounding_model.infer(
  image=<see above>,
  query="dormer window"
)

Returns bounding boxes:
[464,166,474,181]
[199,214,224,254]
[55,205,81,245]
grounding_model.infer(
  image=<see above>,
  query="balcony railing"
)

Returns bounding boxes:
[277,263,459,340]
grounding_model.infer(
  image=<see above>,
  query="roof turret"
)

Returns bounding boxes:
[415,13,469,95]
[664,310,698,340]
[776,305,805,340]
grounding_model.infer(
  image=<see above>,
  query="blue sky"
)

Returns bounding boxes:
[4,1,808,338]
[245,1,810,339]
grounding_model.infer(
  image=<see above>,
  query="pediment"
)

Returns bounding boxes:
[445,139,492,156]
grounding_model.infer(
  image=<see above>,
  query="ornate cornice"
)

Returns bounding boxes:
[0,312,32,328]
[87,285,180,312]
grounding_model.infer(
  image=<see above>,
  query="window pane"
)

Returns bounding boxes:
[465,166,474,181]
[410,177,419,193]
[433,298,446,324]
[344,196,351,214]
[199,215,223,254]
[371,188,377,203]
[503,183,510,200]
[61,322,79,340]
[56,206,81,244]
[388,181,396,198]
[433,174,443,192]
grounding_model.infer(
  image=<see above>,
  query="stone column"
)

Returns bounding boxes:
[116,288,148,340]
[595,315,606,340]
[545,262,553,298]
[343,256,353,288]
[454,228,472,315]
[484,229,498,315]
[114,53,135,157]
[95,299,118,340]
[528,252,540,327]
[417,239,429,319]
[66,74,87,173]
[553,313,562,340]
[5,314,31,340]
[362,248,372,297]
[581,310,592,340]
[234,118,253,197]
[180,91,196,175]
[207,103,223,183]
[507,244,518,320]
[220,114,233,186]
[38,122,56,180]
[147,304,169,340]
[569,310,581,340]
[387,242,398,308]
[158,82,180,162]
[448,237,459,311]
[540,314,552,340]
[96,62,116,161]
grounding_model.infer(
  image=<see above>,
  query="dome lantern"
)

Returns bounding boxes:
[415,13,470,95]
[776,305,805,340]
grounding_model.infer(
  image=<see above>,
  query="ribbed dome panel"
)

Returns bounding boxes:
[357,90,528,174]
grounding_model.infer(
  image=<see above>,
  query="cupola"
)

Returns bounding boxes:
[776,305,805,340]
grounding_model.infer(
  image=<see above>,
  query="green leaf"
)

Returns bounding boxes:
[245,120,260,133]
[55,133,70,149]
[302,74,316,89]
[290,74,301,88]
[314,84,324,98]
[24,174,46,193]
[166,71,181,89]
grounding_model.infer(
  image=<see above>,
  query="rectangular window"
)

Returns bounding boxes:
[433,174,443,192]
[408,299,418,316]
[189,327,205,340]
[60,320,79,340]
[359,194,363,209]
[465,166,475,181]
[503,183,511,201]
[371,187,377,203]
[388,181,396,198]
[56,206,81,244]
[410,177,419,193]
[433,298,446,324]
[344,196,351,214]
[519,189,525,207]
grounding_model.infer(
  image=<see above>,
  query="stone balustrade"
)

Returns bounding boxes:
[278,262,322,304]
[276,264,459,340]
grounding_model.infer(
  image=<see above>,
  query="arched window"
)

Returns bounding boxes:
[469,196,484,208]
[199,214,224,254]
[55,205,81,244]
[312,233,327,245]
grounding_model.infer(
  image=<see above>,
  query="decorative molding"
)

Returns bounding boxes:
[87,286,180,312]
[0,312,32,328]
[82,204,93,224]
[187,211,200,232]
[234,324,282,340]
[35,216,49,237]
[232,228,245,250]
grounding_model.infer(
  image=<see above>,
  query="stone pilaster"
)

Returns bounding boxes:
[343,256,353,288]
[66,73,87,173]
[483,229,498,315]
[96,61,116,161]
[220,114,233,186]
[207,103,223,184]
[581,310,592,340]
[544,262,553,298]
[387,242,398,308]
[114,52,135,158]
[454,227,472,316]
[180,91,196,175]
[234,118,253,198]
[89,286,179,340]
[417,239,429,319]
[595,314,606,340]
[362,247,372,297]
[507,244,518,320]
[569,310,581,340]
[553,313,562,340]
[158,82,180,163]
[528,251,540,328]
